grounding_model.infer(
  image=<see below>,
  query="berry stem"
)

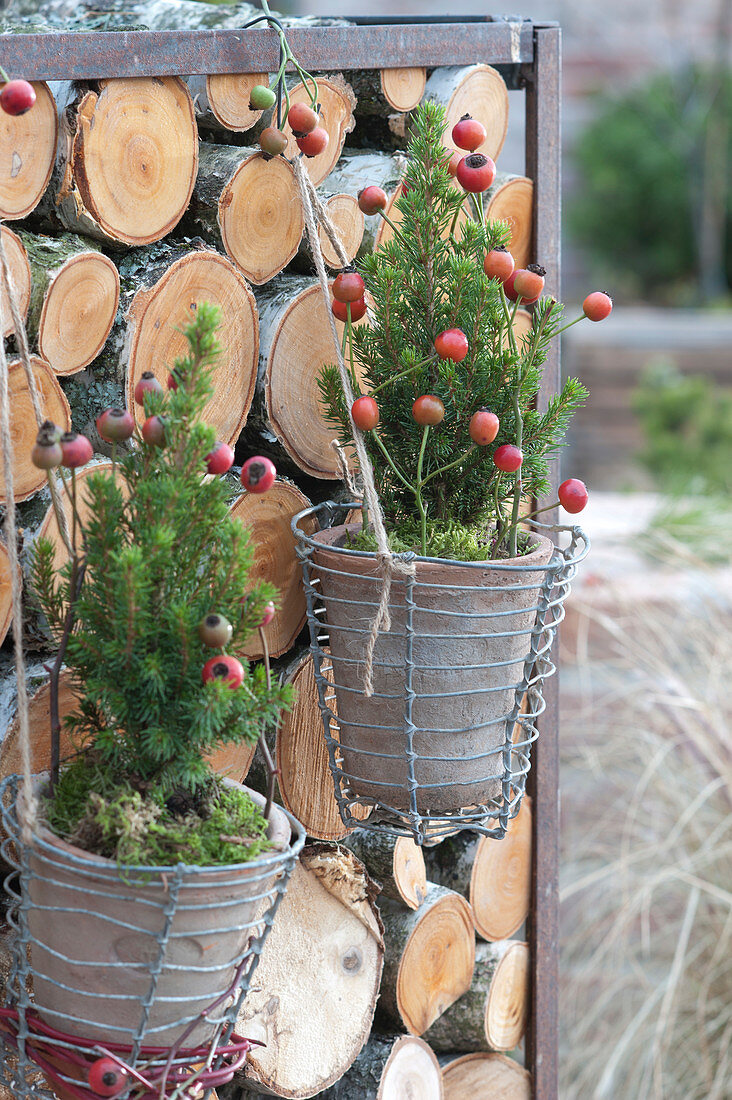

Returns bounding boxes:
[371,431,414,494]
[346,307,359,391]
[257,625,278,820]
[0,65,9,82]
[508,388,523,559]
[415,424,431,556]
[368,353,436,397]
[421,443,477,488]
[553,314,585,337]
[475,190,486,224]
[378,209,410,247]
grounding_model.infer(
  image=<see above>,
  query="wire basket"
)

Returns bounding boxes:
[0,774,306,1100]
[293,501,589,845]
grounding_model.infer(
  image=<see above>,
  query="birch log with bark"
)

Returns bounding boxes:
[342,829,427,910]
[423,940,529,1052]
[315,1034,442,1100]
[0,359,70,504]
[440,1052,531,1099]
[0,80,57,221]
[294,192,364,270]
[17,230,119,376]
[422,65,509,162]
[186,144,305,285]
[349,69,427,115]
[423,797,532,941]
[378,883,475,1036]
[45,78,198,248]
[279,76,356,187]
[0,226,31,338]
[319,151,407,257]
[236,843,384,1097]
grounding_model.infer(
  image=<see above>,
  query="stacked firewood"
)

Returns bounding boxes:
[0,2,536,1095]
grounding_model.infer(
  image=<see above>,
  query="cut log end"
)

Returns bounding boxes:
[393,836,428,910]
[125,249,258,447]
[380,67,427,113]
[0,226,31,337]
[487,175,534,271]
[320,193,365,268]
[283,78,356,186]
[441,1052,531,1099]
[424,65,509,162]
[1,358,71,504]
[0,80,57,220]
[473,796,532,941]
[380,1036,442,1099]
[205,71,270,131]
[485,941,530,1051]
[0,539,16,649]
[230,481,316,661]
[39,251,119,375]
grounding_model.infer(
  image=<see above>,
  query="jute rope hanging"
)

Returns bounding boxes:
[293,156,415,696]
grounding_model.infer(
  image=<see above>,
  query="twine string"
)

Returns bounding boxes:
[293,156,415,696]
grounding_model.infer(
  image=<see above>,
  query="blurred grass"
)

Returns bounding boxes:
[560,586,732,1098]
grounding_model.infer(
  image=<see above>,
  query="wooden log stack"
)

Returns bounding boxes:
[0,5,538,1094]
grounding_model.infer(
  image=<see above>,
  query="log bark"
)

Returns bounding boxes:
[423,796,532,941]
[257,277,368,479]
[422,65,509,162]
[0,80,57,221]
[440,1052,531,1099]
[0,359,71,504]
[0,226,31,338]
[294,192,364,271]
[314,1033,442,1099]
[377,883,475,1036]
[230,480,316,661]
[342,829,427,910]
[274,649,369,842]
[16,230,119,376]
[423,939,529,1052]
[236,843,384,1097]
[186,144,305,285]
[319,151,407,257]
[350,69,427,115]
[45,78,198,248]
[485,174,534,271]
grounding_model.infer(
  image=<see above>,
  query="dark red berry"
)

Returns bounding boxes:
[0,80,36,117]
[452,113,487,152]
[141,415,165,447]
[241,456,276,494]
[484,247,515,282]
[558,478,588,513]
[446,151,463,178]
[456,153,496,194]
[202,655,244,689]
[199,613,233,648]
[358,185,388,215]
[167,371,180,391]
[134,371,163,406]
[503,271,519,301]
[205,441,234,475]
[296,126,329,157]
[351,396,380,432]
[31,423,63,470]
[96,408,134,443]
[493,444,523,472]
[287,101,319,135]
[469,409,500,446]
[412,395,445,427]
[88,1058,128,1098]
[332,271,365,303]
[583,291,613,322]
[60,431,93,469]
[512,265,546,303]
[259,126,288,157]
[434,328,469,362]
[332,296,367,323]
[259,601,276,627]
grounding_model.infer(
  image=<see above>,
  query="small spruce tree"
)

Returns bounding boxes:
[31,303,291,865]
[320,102,588,559]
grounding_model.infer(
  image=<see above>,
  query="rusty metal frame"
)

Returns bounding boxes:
[0,15,562,1098]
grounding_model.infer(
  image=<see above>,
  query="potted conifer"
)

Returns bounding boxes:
[2,303,304,1060]
[295,103,605,822]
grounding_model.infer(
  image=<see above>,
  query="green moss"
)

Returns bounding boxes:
[46,754,271,867]
[346,519,538,562]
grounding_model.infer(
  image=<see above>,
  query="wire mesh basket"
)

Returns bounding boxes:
[293,501,589,845]
[0,773,306,1100]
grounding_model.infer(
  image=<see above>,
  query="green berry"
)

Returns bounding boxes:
[249,84,276,111]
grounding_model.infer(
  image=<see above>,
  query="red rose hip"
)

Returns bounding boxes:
[88,1058,128,1098]
[31,423,63,470]
[358,185,388,215]
[241,455,276,494]
[583,291,613,321]
[493,444,523,472]
[287,101,318,135]
[484,247,515,282]
[332,271,365,303]
[141,415,165,447]
[259,600,276,627]
[512,264,546,303]
[205,441,234,475]
[469,409,500,446]
[60,431,93,468]
[296,126,329,157]
[134,371,163,405]
[412,395,445,426]
[0,80,36,116]
[434,327,469,362]
[202,655,244,689]
[456,153,496,193]
[452,113,487,152]
[558,478,588,513]
[97,407,135,443]
[259,126,288,157]
[332,296,367,323]
[351,395,380,432]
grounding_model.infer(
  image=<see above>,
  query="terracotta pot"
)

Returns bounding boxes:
[310,524,555,815]
[27,783,293,1045]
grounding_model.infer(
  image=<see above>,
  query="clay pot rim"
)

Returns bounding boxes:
[15,776,304,876]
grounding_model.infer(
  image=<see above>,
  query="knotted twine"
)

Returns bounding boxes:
[0,226,73,841]
[293,156,415,695]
